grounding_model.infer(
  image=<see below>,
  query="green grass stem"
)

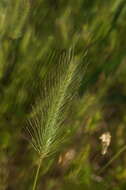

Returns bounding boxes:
[32,158,43,190]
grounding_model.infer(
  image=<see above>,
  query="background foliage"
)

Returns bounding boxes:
[0,0,126,189]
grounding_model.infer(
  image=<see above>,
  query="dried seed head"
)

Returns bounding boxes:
[99,132,111,155]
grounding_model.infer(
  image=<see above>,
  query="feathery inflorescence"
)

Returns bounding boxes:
[26,48,85,159]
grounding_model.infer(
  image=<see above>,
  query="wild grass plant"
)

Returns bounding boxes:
[0,0,126,189]
[26,48,87,190]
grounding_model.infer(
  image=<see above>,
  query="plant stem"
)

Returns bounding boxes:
[98,145,126,174]
[32,158,43,190]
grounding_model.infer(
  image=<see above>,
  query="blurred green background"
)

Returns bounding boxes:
[0,0,126,189]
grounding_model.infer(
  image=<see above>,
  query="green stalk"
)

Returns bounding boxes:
[32,158,43,190]
[98,145,126,174]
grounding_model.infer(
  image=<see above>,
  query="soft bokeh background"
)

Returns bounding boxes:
[0,0,126,189]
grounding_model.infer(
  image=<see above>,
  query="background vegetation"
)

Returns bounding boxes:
[0,0,126,189]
